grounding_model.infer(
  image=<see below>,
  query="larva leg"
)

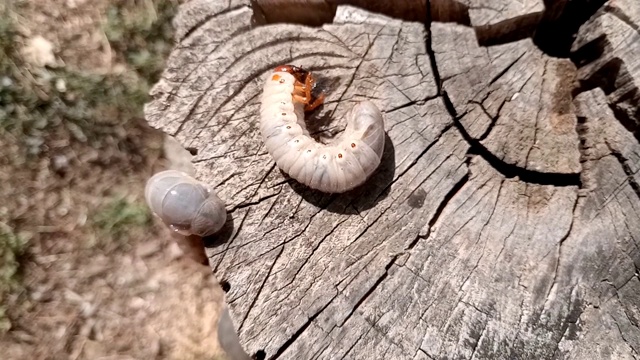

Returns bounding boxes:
[301,73,324,111]
[303,74,314,100]
[305,93,325,112]
[292,91,324,111]
[293,93,310,104]
[292,80,309,100]
[292,76,325,111]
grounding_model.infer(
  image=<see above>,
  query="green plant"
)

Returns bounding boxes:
[0,223,26,333]
[93,197,151,243]
[105,0,180,82]
[1,0,177,157]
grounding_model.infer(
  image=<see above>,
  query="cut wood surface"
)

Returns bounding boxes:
[572,0,640,134]
[144,0,640,359]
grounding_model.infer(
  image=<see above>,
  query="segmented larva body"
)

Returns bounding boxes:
[259,65,385,193]
[145,170,227,237]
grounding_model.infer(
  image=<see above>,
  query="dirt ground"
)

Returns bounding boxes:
[0,0,226,359]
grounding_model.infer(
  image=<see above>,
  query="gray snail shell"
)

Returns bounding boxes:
[145,170,227,237]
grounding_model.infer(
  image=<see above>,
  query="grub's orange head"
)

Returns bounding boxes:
[273,64,309,83]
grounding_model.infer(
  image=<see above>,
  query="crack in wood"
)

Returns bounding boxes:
[460,179,504,288]
[338,326,373,360]
[425,8,583,187]
[274,217,350,293]
[230,205,327,272]
[550,285,583,358]
[468,316,489,360]
[489,52,527,86]
[340,255,399,327]
[373,124,455,207]
[416,171,470,242]
[425,1,442,91]
[610,311,640,357]
[606,146,640,201]
[179,5,249,42]
[212,209,249,273]
[543,194,579,308]
[444,91,582,186]
[523,58,548,172]
[269,293,340,360]
[238,245,285,332]
[229,191,281,214]
[383,94,440,114]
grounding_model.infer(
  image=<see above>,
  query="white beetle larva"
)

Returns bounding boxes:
[259,65,386,193]
[145,170,227,237]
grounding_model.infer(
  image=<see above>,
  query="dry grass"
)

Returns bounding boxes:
[0,0,226,358]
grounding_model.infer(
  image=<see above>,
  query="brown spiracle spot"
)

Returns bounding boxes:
[281,113,286,116]
[351,143,356,148]
[338,153,343,159]
[279,79,285,84]
[286,126,291,129]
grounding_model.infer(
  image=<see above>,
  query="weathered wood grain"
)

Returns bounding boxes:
[568,88,640,358]
[611,0,640,25]
[433,22,581,175]
[429,0,544,27]
[463,0,543,27]
[427,0,546,44]
[144,0,640,359]
[575,88,640,197]
[572,0,640,135]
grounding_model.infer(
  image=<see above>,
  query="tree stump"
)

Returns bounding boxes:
[144,0,640,358]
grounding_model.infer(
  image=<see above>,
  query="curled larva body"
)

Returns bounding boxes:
[145,170,227,237]
[259,65,386,193]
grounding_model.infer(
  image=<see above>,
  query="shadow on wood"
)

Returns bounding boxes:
[202,212,235,249]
